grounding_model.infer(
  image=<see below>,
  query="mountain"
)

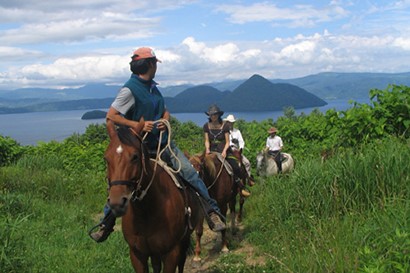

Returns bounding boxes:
[165,74,326,113]
[0,83,119,101]
[272,72,410,100]
[0,98,113,114]
[1,72,409,103]
[1,72,408,114]
[221,74,326,111]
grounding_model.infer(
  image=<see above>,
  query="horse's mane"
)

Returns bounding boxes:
[116,125,140,146]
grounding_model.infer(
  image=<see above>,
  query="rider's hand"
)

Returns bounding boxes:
[221,151,226,158]
[143,121,154,132]
[206,148,211,154]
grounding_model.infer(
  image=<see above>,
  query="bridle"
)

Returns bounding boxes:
[107,131,150,202]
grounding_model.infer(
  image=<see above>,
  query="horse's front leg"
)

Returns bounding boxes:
[220,229,229,253]
[220,205,229,253]
[229,195,237,231]
[238,195,245,223]
[129,247,149,273]
[151,255,162,273]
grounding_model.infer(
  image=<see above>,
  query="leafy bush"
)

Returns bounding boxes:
[0,135,24,166]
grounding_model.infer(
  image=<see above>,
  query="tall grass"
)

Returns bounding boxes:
[0,154,130,273]
[1,136,408,272]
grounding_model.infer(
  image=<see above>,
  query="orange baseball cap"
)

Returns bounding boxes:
[131,47,161,62]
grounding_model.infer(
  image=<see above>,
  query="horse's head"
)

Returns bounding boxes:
[256,151,264,176]
[105,120,148,217]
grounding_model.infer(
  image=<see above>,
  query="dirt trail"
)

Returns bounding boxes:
[183,222,266,273]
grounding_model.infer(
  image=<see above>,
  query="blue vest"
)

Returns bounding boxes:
[123,74,167,149]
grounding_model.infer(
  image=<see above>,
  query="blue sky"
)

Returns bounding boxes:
[0,0,410,91]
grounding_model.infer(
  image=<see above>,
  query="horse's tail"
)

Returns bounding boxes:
[203,154,217,179]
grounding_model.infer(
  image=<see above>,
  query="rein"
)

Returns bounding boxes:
[109,119,181,202]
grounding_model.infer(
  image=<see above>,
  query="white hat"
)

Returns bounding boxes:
[224,114,236,122]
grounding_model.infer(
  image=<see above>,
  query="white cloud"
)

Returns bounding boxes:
[0,1,409,90]
[280,40,317,64]
[215,2,348,26]
[393,37,410,50]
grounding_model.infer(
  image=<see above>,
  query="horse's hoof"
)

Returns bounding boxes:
[193,256,202,262]
[221,246,229,253]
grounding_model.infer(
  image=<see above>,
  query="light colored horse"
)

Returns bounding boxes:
[256,151,294,176]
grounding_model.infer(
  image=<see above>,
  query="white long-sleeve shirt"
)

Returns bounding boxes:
[229,128,245,149]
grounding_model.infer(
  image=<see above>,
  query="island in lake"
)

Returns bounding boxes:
[81,110,107,120]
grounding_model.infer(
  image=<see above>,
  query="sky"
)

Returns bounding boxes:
[1,0,410,91]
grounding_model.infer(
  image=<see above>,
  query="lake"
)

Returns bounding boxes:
[0,99,368,145]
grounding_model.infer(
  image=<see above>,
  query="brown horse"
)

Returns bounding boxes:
[188,150,246,260]
[105,122,201,273]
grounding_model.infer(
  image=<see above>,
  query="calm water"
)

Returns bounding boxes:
[0,99,368,145]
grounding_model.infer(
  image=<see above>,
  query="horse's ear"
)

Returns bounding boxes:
[106,119,117,140]
[131,117,145,135]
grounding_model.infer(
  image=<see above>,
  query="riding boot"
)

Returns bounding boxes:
[89,208,116,243]
[236,178,251,197]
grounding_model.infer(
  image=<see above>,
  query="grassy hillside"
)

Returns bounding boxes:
[1,85,409,272]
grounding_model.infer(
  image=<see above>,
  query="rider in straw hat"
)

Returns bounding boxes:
[265,127,283,173]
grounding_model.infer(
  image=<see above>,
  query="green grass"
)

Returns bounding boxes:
[1,136,409,272]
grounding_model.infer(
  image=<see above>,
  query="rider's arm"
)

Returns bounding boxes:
[204,132,211,154]
[162,109,170,121]
[107,87,155,133]
[156,109,170,131]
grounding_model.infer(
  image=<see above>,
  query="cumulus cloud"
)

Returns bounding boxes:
[0,1,409,90]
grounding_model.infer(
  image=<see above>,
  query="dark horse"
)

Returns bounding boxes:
[188,149,246,260]
[105,121,201,273]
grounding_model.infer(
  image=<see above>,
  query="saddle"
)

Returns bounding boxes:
[267,152,287,163]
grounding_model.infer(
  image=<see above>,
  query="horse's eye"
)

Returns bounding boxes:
[131,153,139,161]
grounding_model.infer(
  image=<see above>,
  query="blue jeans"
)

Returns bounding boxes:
[101,141,221,219]
[162,141,221,214]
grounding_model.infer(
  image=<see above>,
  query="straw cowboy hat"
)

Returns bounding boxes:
[223,114,236,123]
[205,105,224,116]
[268,127,278,134]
